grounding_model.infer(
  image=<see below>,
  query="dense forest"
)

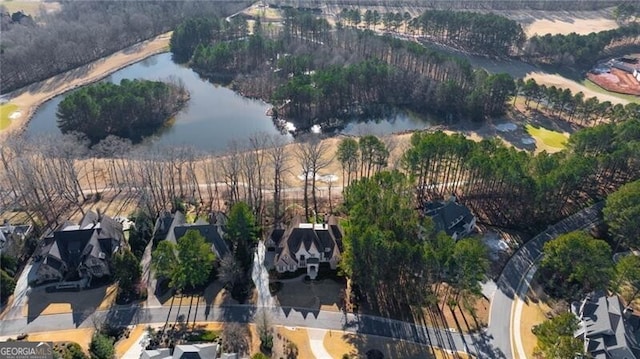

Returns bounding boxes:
[179,11,638,131]
[523,23,640,66]
[341,170,489,319]
[515,78,640,126]
[56,79,188,145]
[271,0,624,11]
[403,117,639,228]
[412,10,525,56]
[176,13,517,129]
[0,1,250,93]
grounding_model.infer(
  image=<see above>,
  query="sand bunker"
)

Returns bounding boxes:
[495,123,518,132]
[297,173,339,183]
[318,174,338,183]
[9,111,22,120]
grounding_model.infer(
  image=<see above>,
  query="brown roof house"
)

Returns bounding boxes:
[33,211,123,289]
[270,216,343,280]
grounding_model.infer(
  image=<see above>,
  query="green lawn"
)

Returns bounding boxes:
[581,79,640,104]
[526,124,568,150]
[0,103,19,131]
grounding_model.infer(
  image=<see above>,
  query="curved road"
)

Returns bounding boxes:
[487,202,604,358]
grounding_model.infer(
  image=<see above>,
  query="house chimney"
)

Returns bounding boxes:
[96,208,102,222]
[2,219,8,226]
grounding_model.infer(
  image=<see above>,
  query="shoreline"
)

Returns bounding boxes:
[0,31,173,143]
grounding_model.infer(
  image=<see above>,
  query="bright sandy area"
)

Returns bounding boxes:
[26,328,95,351]
[323,329,472,359]
[0,31,171,140]
[517,294,552,359]
[114,325,147,358]
[20,284,117,317]
[524,17,619,37]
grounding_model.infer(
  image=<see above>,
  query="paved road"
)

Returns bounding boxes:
[487,202,604,359]
[1,204,603,359]
[0,303,500,357]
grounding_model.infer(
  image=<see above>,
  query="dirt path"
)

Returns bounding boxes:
[0,31,172,143]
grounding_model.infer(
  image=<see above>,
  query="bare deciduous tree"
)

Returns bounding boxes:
[221,141,243,206]
[296,135,333,221]
[266,135,291,225]
[221,322,249,355]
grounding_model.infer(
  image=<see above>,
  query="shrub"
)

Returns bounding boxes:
[1,270,16,304]
[187,330,220,342]
[89,333,115,359]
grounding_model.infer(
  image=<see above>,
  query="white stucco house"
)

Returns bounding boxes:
[269,216,343,280]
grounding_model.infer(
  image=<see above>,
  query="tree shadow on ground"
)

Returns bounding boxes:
[202,281,226,320]
[8,64,93,100]
[275,275,346,320]
[26,284,107,326]
[343,332,434,359]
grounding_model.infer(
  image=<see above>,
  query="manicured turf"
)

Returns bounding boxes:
[526,124,568,149]
[0,103,19,131]
[582,79,640,104]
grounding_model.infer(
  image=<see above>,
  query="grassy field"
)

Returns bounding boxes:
[0,103,19,131]
[582,79,640,104]
[526,124,568,151]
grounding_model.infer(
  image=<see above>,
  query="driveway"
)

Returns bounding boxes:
[487,202,604,358]
[2,261,37,320]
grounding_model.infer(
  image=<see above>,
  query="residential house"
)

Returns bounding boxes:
[0,219,32,255]
[34,211,123,288]
[423,196,476,241]
[271,215,343,280]
[154,211,230,259]
[572,291,640,359]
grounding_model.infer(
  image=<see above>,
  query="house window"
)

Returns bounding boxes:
[289,264,295,271]
[279,266,285,272]
[299,255,306,267]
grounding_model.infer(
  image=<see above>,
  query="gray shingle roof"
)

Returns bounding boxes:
[161,211,230,259]
[574,291,640,359]
[39,211,122,281]
[426,200,474,237]
[173,225,230,258]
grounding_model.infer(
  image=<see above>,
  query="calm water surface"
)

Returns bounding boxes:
[26,53,433,151]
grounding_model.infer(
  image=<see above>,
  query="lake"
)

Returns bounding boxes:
[25,53,433,151]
